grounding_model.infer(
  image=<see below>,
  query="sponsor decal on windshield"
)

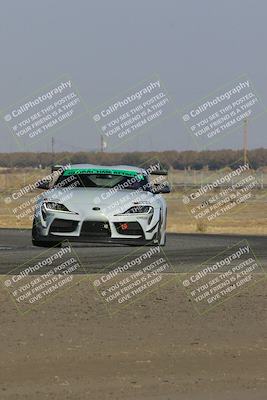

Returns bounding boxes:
[63,168,144,180]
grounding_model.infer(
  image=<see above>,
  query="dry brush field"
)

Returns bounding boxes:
[0,168,266,235]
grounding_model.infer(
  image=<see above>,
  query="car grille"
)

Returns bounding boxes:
[50,219,78,233]
[114,222,144,236]
[80,221,111,237]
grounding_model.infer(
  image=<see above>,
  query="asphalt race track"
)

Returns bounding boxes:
[0,229,266,274]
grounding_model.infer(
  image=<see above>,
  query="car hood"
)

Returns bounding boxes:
[39,187,156,215]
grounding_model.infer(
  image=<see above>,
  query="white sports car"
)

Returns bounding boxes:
[32,164,170,247]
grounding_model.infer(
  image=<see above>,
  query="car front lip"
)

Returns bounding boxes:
[38,235,154,246]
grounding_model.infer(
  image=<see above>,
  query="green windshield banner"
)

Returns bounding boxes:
[63,168,144,180]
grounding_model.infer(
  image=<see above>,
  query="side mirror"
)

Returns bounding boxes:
[152,183,171,194]
[36,179,52,190]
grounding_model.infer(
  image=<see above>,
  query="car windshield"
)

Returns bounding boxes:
[54,168,149,190]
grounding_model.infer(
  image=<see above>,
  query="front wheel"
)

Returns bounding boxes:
[32,218,61,248]
[153,214,166,247]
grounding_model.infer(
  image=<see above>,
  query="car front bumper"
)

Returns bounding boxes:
[34,208,161,244]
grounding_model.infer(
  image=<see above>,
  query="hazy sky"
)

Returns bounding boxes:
[0,0,267,152]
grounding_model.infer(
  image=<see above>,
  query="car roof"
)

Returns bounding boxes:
[65,164,145,174]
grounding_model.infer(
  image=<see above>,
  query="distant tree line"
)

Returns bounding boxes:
[0,148,266,170]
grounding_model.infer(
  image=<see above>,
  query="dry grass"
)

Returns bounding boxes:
[166,192,267,235]
[0,169,266,236]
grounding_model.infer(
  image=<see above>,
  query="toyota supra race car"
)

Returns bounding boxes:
[32,164,170,248]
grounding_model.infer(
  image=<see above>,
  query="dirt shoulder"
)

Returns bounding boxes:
[0,275,266,400]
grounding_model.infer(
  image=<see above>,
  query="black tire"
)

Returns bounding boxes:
[151,217,162,246]
[156,221,162,245]
[152,212,166,247]
[32,216,43,239]
[161,209,167,246]
[32,218,61,248]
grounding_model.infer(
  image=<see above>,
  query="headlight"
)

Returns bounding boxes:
[122,205,153,214]
[43,201,71,212]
